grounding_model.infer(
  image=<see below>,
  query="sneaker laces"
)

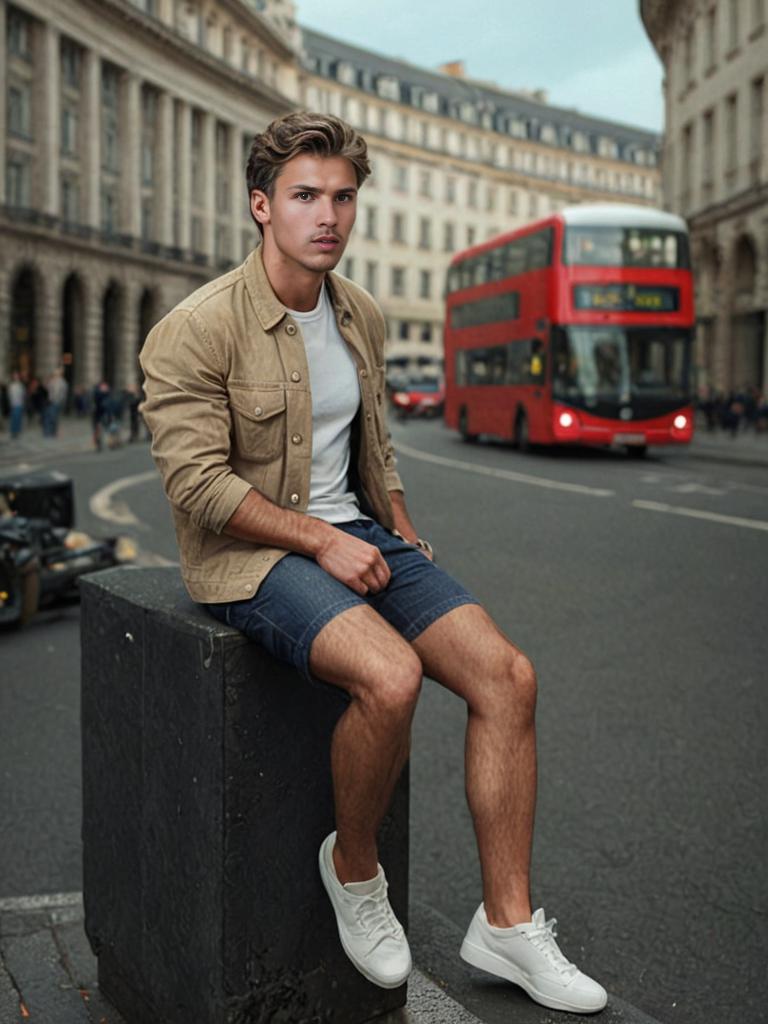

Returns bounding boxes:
[354,882,404,951]
[527,915,578,979]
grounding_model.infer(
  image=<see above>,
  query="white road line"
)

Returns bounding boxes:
[89,470,157,526]
[394,440,615,498]
[0,891,83,912]
[633,499,768,532]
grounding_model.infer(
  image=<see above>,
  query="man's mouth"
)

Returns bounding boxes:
[312,236,340,250]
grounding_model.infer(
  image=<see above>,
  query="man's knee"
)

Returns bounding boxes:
[359,648,423,720]
[479,645,537,719]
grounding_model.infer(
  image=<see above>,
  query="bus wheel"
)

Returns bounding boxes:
[459,408,477,443]
[515,411,531,453]
[625,444,648,459]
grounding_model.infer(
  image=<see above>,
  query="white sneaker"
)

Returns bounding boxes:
[318,831,411,989]
[460,904,607,1014]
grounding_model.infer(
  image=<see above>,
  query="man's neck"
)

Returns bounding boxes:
[261,240,326,312]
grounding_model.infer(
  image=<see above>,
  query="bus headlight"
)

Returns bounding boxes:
[559,411,574,428]
[673,414,688,430]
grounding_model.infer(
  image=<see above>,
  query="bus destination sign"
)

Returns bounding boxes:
[573,284,679,313]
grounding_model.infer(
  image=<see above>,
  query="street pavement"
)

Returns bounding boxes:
[1,414,766,1023]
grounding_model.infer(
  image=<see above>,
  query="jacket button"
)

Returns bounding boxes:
[360,368,368,379]
[290,493,300,504]
[286,323,297,335]
[291,371,301,382]
[254,406,263,416]
[243,583,253,593]
[291,433,302,444]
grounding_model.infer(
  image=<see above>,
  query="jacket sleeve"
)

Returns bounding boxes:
[369,300,404,494]
[139,309,251,534]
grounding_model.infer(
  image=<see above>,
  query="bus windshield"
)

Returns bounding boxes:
[553,326,692,406]
[564,226,690,269]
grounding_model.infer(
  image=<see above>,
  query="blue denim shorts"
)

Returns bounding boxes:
[203,519,478,680]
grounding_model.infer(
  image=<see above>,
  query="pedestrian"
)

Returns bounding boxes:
[28,378,50,435]
[46,367,69,437]
[7,372,26,440]
[139,112,607,1014]
[92,380,111,450]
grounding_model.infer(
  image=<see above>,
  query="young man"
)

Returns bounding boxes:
[140,112,607,1014]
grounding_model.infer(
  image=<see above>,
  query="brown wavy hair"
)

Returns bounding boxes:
[246,111,371,215]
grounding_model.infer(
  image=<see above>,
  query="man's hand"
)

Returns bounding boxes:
[315,529,391,596]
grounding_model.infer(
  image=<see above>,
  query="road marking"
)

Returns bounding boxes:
[0,891,82,912]
[394,440,615,497]
[671,482,726,496]
[633,499,768,532]
[90,470,157,526]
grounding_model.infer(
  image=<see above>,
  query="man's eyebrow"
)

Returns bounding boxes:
[286,184,358,194]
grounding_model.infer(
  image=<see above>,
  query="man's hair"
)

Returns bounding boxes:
[246,111,371,210]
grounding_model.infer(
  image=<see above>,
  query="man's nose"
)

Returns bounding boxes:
[316,197,337,226]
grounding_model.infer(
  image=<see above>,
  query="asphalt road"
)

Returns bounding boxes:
[1,425,766,1024]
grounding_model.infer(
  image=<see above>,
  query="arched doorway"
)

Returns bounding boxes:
[137,288,158,381]
[62,273,85,394]
[9,265,38,379]
[731,235,763,391]
[102,281,122,387]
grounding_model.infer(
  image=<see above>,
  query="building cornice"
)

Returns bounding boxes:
[687,182,768,232]
[640,0,679,54]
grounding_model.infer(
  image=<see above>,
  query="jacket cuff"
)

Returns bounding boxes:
[385,468,404,493]
[198,475,253,534]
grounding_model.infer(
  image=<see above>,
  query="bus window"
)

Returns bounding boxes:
[528,338,546,382]
[564,226,690,268]
[467,348,490,385]
[526,229,553,270]
[490,246,505,282]
[489,345,507,384]
[503,239,526,276]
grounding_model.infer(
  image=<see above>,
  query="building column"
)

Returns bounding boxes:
[40,21,61,218]
[713,247,735,392]
[118,279,141,390]
[36,266,64,378]
[200,110,216,263]
[0,264,10,378]
[83,49,102,232]
[120,72,142,240]
[0,0,7,207]
[230,124,245,263]
[157,91,174,248]
[177,100,192,252]
[82,274,105,385]
[157,0,173,25]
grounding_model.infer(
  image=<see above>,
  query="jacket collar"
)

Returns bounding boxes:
[244,245,354,330]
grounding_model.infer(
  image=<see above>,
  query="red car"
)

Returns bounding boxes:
[389,378,445,420]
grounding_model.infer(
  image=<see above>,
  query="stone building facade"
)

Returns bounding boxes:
[642,0,768,395]
[1,0,661,391]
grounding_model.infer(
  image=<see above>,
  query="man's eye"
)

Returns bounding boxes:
[295,192,313,200]
[337,193,354,203]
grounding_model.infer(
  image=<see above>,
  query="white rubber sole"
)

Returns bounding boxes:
[460,937,607,1014]
[318,835,411,990]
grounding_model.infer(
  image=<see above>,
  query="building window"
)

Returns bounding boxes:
[418,217,431,250]
[728,0,740,48]
[444,176,456,204]
[391,212,406,244]
[391,266,406,296]
[364,206,377,240]
[528,193,539,217]
[706,6,717,69]
[343,257,354,279]
[725,93,738,174]
[393,164,409,191]
[141,197,153,241]
[365,260,377,295]
[467,179,478,208]
[702,109,715,195]
[6,153,30,207]
[60,175,79,223]
[752,0,766,31]
[486,186,497,212]
[508,189,518,215]
[684,25,696,85]
[61,107,79,155]
[750,77,764,180]
[420,323,432,343]
[418,169,432,197]
[419,270,432,299]
[8,82,32,137]
[466,226,476,246]
[101,187,118,234]
[7,8,31,59]
[443,222,455,252]
[398,321,410,341]
[61,38,82,89]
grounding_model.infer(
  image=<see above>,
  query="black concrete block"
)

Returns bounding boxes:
[81,566,409,1024]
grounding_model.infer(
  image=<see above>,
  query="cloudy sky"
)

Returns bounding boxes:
[297,0,664,133]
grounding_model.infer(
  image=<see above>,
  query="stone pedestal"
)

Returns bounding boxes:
[80,566,409,1024]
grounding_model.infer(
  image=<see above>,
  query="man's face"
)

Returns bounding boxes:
[251,153,358,275]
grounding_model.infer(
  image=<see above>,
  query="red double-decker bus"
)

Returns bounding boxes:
[443,204,695,457]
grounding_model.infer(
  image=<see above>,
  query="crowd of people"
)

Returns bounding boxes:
[0,371,147,449]
[696,385,768,436]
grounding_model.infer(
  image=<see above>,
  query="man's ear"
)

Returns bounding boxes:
[250,189,271,228]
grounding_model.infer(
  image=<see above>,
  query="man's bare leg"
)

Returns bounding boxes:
[411,603,537,927]
[309,604,423,884]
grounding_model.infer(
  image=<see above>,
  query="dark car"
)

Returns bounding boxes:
[389,378,445,420]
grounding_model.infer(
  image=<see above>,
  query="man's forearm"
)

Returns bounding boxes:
[389,490,419,543]
[224,488,335,556]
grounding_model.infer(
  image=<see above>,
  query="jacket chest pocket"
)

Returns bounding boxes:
[228,386,287,462]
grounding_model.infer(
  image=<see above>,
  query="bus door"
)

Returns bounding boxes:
[524,334,549,440]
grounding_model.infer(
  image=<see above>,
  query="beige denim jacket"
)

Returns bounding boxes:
[139,246,403,603]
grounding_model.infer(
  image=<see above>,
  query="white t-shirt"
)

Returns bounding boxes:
[286,286,363,524]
